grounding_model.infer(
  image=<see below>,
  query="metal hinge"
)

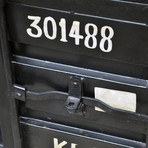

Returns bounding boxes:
[65,76,84,114]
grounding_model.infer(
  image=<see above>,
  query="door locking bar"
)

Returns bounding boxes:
[13,76,148,122]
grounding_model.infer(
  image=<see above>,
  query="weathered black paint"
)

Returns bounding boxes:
[6,2,148,67]
[0,0,148,148]
[6,2,148,80]
[20,117,146,148]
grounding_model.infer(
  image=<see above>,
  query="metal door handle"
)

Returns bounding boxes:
[13,84,148,122]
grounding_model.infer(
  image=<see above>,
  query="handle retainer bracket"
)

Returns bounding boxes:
[66,76,83,114]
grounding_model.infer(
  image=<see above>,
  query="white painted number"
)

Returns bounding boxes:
[69,21,84,45]
[44,16,57,40]
[84,23,98,49]
[100,26,114,52]
[59,18,68,42]
[27,15,114,53]
[27,16,42,38]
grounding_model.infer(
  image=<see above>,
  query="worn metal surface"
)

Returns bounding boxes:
[0,0,22,147]
[20,116,146,148]
[0,0,147,148]
[6,0,148,80]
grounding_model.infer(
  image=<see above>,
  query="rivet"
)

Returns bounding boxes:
[73,82,78,87]
[16,92,22,97]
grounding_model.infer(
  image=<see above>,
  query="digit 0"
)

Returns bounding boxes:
[44,16,57,40]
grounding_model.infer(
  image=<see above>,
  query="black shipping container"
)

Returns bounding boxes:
[0,0,148,147]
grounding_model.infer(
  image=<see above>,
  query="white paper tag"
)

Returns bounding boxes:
[95,87,137,112]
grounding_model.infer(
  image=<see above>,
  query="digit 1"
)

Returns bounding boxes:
[59,18,68,42]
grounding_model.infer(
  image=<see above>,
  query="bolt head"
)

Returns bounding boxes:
[16,92,22,97]
[73,82,78,87]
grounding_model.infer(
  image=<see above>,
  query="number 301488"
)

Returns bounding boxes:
[27,15,114,52]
